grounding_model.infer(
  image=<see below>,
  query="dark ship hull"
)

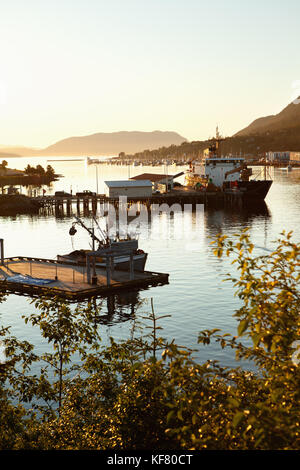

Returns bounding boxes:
[224,180,272,200]
[238,180,272,200]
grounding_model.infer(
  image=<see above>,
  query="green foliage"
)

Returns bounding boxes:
[0,231,299,450]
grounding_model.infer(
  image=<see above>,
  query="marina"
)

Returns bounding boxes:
[0,157,299,357]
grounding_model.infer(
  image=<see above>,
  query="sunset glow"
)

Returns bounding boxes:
[1,0,300,147]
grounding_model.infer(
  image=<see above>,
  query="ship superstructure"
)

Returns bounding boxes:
[185,128,272,200]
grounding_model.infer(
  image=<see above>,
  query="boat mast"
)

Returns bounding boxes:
[92,216,109,243]
[208,126,224,158]
[72,216,104,249]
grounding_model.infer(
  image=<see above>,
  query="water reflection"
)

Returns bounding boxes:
[99,291,143,326]
[204,201,271,232]
[74,290,145,327]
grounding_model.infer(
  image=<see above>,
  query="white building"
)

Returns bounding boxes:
[104,180,153,198]
[130,173,176,192]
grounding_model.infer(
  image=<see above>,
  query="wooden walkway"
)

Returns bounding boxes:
[31,190,227,216]
[32,190,224,208]
[0,257,169,300]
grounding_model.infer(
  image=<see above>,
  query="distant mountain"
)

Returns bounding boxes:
[39,130,187,156]
[0,151,23,159]
[235,98,300,137]
[127,99,300,161]
[229,98,300,154]
[0,131,187,158]
[3,98,300,161]
[0,146,40,157]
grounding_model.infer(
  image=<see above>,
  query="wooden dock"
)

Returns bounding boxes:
[32,189,225,216]
[0,257,169,300]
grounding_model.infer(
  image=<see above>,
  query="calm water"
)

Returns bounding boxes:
[1,157,300,368]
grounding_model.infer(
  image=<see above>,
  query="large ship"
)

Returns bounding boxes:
[185,128,272,200]
[57,216,148,272]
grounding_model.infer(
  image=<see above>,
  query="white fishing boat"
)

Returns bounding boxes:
[57,216,148,272]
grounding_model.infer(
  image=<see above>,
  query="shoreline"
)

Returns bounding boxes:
[0,195,42,215]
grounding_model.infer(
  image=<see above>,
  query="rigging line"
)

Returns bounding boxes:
[93,215,107,241]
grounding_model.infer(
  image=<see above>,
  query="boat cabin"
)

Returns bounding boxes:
[193,157,246,187]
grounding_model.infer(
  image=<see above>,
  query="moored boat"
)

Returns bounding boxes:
[185,128,272,200]
[57,216,148,272]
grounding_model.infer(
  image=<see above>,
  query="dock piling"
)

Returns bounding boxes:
[86,256,91,284]
[92,255,97,285]
[106,255,111,286]
[0,239,4,265]
[130,252,134,280]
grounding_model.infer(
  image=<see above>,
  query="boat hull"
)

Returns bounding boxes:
[57,251,148,272]
[237,180,273,200]
[223,180,272,200]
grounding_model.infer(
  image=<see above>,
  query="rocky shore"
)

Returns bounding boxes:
[0,195,42,215]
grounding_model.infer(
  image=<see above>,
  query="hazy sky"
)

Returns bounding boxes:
[1,0,300,147]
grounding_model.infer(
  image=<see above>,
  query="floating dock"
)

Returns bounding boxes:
[0,256,169,300]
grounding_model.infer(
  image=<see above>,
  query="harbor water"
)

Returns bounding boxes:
[0,157,300,369]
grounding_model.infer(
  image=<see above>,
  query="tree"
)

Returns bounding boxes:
[35,165,45,176]
[45,165,55,178]
[24,164,35,174]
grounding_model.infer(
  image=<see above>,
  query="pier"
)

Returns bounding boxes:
[0,256,169,300]
[32,189,226,216]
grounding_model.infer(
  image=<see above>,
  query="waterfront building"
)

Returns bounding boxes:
[130,173,175,192]
[104,180,152,198]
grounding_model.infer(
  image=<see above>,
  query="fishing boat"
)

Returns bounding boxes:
[185,128,272,200]
[57,216,148,272]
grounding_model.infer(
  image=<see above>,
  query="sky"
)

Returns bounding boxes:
[1,0,300,148]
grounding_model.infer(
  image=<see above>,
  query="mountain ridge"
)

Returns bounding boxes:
[2,98,300,160]
[0,130,187,157]
[123,98,300,160]
[234,98,300,137]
